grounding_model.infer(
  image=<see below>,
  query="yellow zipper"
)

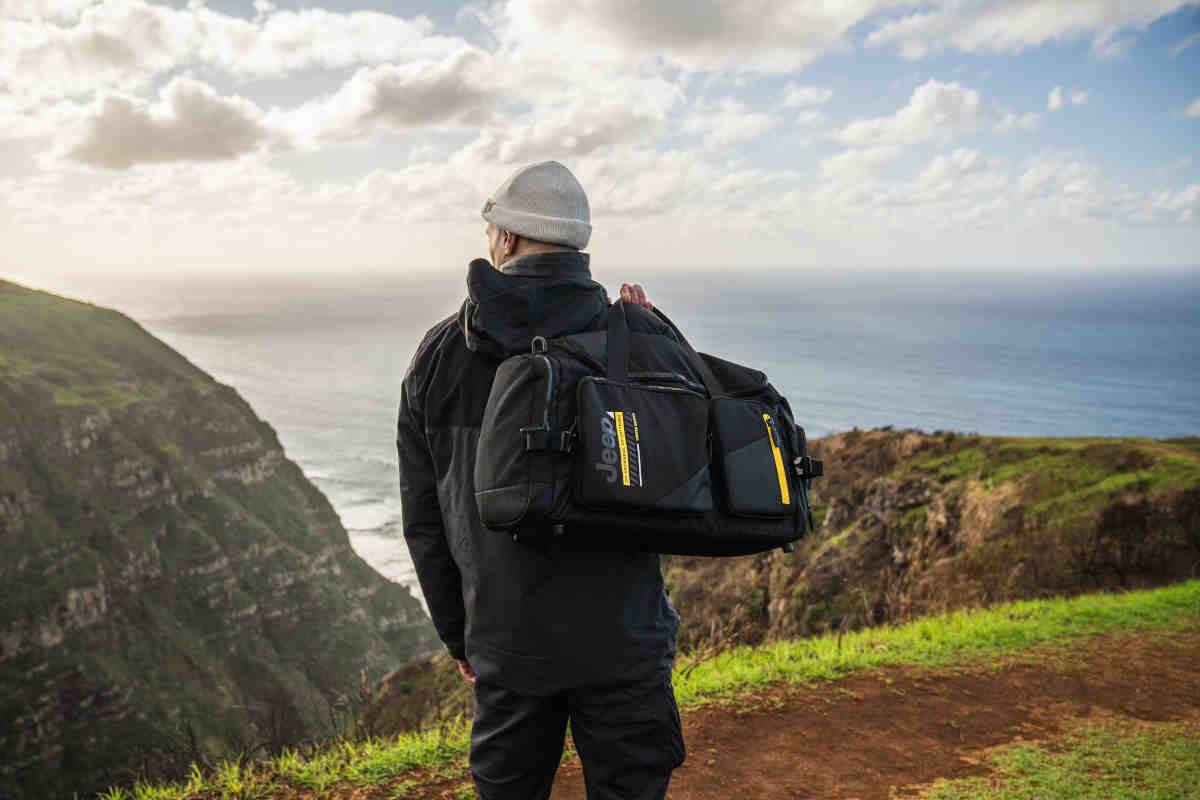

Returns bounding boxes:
[762,413,791,506]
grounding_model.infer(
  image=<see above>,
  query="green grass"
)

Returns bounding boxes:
[671,579,1199,705]
[101,580,1200,800]
[915,720,1200,799]
[0,279,209,409]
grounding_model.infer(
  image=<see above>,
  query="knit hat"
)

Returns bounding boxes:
[481,161,591,249]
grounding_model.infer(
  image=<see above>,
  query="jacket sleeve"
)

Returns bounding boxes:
[396,368,467,661]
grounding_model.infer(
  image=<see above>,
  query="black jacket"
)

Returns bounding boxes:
[396,251,680,695]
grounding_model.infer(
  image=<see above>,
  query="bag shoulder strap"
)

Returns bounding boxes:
[605,300,630,382]
[650,306,726,397]
[603,301,727,397]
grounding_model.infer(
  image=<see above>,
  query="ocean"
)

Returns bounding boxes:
[41,266,1200,597]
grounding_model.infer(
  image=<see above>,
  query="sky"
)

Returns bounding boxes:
[1,0,1198,281]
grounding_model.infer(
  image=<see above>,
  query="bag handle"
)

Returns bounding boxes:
[603,300,725,397]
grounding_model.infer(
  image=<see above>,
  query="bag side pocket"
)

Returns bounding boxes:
[475,354,555,529]
[711,397,795,518]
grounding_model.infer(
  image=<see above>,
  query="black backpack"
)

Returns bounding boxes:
[474,300,823,556]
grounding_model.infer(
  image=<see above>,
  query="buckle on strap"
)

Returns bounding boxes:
[522,425,551,451]
[793,456,823,480]
[523,422,577,453]
[558,419,577,453]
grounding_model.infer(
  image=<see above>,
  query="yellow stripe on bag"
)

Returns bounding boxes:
[763,413,791,506]
[614,411,631,487]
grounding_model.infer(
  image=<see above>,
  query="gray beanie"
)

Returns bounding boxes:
[481,160,591,249]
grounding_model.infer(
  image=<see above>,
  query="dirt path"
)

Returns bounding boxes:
[543,627,1200,800]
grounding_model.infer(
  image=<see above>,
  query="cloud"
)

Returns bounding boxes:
[573,144,797,218]
[464,102,670,164]
[1011,153,1121,223]
[996,111,1040,131]
[683,97,775,148]
[193,6,455,75]
[0,0,459,100]
[796,109,827,127]
[1186,98,1200,118]
[279,48,497,144]
[500,0,895,73]
[1,2,195,99]
[1145,184,1198,223]
[345,161,489,225]
[807,146,1161,231]
[1092,35,1134,59]
[0,0,94,22]
[865,1,1192,59]
[914,147,991,185]
[1170,30,1200,56]
[782,84,834,108]
[1048,85,1088,110]
[60,77,274,169]
[455,73,683,164]
[819,145,903,183]
[0,94,82,140]
[835,79,984,146]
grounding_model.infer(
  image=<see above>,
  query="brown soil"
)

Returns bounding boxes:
[370,627,1200,800]
[550,627,1200,800]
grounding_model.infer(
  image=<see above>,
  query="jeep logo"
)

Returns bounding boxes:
[594,414,619,483]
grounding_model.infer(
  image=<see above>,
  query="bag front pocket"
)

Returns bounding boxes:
[574,377,712,514]
[710,397,795,517]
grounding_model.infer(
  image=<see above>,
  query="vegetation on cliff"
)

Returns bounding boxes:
[0,280,438,798]
[666,428,1200,652]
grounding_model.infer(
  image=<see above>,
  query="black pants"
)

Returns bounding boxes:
[469,669,686,800]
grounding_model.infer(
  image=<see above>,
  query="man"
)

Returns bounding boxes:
[396,160,685,800]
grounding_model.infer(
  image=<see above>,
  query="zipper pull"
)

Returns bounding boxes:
[762,413,792,507]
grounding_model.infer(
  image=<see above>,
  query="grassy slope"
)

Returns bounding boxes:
[0,279,211,407]
[103,580,1200,800]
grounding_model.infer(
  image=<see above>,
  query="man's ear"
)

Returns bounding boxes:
[503,230,518,257]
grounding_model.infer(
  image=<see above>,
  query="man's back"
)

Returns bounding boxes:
[396,251,681,696]
[400,160,686,800]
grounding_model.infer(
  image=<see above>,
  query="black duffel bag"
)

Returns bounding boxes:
[474,300,823,556]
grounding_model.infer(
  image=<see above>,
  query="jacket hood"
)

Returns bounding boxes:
[459,251,609,358]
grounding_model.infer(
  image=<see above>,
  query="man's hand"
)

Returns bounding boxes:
[456,658,476,685]
[619,283,653,309]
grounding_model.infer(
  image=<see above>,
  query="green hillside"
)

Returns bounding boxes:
[0,280,437,799]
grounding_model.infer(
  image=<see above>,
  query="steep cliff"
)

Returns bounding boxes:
[664,429,1200,652]
[0,280,437,798]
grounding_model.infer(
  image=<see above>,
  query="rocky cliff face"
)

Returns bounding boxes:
[0,280,437,798]
[664,429,1200,653]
